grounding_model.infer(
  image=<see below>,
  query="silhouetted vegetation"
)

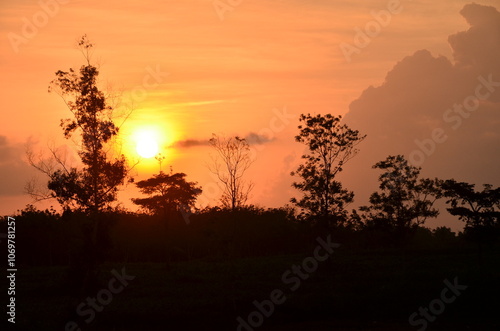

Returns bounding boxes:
[9,36,499,331]
[209,134,254,210]
[3,196,499,329]
[6,196,499,267]
[291,113,365,230]
[360,155,443,246]
[132,169,202,216]
[26,36,131,297]
[442,179,500,252]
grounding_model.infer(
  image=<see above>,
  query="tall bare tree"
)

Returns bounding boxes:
[209,134,253,210]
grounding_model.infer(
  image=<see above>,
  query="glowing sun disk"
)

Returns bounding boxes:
[135,131,159,158]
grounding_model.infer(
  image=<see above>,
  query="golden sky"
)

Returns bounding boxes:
[1,0,499,231]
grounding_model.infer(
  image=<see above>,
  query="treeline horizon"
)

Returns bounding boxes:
[1,201,497,268]
[3,36,498,300]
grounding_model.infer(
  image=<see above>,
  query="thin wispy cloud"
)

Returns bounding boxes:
[171,132,275,149]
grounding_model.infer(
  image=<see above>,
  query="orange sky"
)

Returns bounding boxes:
[1,0,499,232]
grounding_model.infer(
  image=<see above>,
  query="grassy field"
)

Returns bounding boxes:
[10,246,500,330]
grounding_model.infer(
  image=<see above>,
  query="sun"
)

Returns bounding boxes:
[125,121,178,162]
[135,130,159,158]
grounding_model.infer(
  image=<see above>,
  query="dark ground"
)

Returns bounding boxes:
[6,245,500,331]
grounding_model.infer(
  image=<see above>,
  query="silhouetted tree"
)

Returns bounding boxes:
[291,113,365,228]
[132,169,202,217]
[27,35,129,295]
[441,180,500,245]
[32,36,128,213]
[209,134,253,210]
[360,155,442,239]
[132,169,201,268]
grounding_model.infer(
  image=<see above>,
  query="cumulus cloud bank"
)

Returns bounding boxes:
[342,3,500,207]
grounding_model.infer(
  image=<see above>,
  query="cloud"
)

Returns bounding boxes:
[0,136,14,162]
[171,139,210,148]
[0,136,35,196]
[245,132,275,145]
[341,3,500,221]
[448,3,500,81]
[171,132,275,149]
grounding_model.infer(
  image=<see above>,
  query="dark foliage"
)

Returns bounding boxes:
[291,113,365,228]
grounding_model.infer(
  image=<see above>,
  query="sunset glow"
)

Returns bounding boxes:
[134,129,160,159]
[1,1,500,329]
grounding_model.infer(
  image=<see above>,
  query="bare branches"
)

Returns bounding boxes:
[77,34,94,66]
[209,134,254,210]
[25,141,67,202]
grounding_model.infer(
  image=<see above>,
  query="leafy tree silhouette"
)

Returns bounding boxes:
[132,169,202,217]
[442,179,500,250]
[291,113,365,230]
[132,168,201,268]
[28,35,129,295]
[360,155,442,244]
